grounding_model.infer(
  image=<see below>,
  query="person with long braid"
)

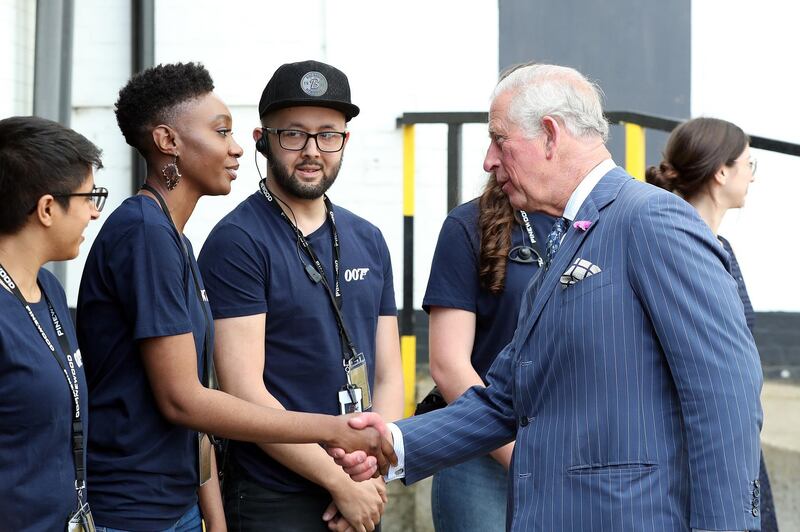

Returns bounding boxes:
[421,173,552,531]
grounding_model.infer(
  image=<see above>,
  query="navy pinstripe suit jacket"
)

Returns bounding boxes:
[397,168,763,531]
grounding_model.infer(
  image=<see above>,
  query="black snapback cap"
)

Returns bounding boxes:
[258,60,360,121]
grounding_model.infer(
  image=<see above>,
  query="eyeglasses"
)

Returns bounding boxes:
[53,186,109,212]
[747,157,757,176]
[263,128,346,153]
[735,155,757,176]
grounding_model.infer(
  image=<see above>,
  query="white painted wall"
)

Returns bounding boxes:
[692,0,800,311]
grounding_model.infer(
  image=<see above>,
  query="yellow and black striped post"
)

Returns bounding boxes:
[395,112,490,417]
[623,121,646,181]
[401,124,417,417]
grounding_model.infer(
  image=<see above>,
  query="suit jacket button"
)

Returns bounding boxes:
[752,507,760,517]
[753,487,760,498]
[519,416,530,427]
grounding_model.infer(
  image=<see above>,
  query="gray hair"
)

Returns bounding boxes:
[492,64,609,141]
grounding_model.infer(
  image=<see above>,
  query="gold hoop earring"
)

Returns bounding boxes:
[162,154,182,190]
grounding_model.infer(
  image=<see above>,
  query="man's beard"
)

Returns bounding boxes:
[266,143,342,200]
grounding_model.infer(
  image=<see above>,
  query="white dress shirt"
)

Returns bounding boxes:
[562,158,616,221]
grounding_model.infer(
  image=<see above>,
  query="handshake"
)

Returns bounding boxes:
[324,412,396,481]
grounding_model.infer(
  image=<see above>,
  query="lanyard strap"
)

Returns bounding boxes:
[259,180,342,308]
[258,180,359,365]
[140,184,217,389]
[0,263,86,502]
[519,211,538,247]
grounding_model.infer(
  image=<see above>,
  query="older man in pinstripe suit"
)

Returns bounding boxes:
[333,64,763,532]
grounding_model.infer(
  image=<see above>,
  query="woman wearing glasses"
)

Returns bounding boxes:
[646,116,778,531]
[0,116,105,530]
[76,62,393,532]
[420,173,552,532]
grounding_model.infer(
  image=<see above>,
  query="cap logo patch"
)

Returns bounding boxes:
[300,71,328,97]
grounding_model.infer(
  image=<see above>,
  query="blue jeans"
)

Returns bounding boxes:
[431,454,507,532]
[95,504,202,532]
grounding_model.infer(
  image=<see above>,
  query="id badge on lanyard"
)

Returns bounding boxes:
[198,433,213,486]
[256,183,371,417]
[338,353,371,414]
[0,263,96,532]
[67,502,95,532]
[338,385,363,414]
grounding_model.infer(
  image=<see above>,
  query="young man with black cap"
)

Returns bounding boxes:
[198,60,403,532]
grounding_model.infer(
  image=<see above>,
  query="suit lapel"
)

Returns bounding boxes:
[517,168,633,341]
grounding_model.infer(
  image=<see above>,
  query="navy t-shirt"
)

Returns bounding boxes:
[423,199,553,381]
[198,191,396,493]
[77,196,212,530]
[0,269,88,531]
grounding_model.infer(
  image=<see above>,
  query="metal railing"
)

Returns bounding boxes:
[606,111,800,180]
[395,112,488,416]
[396,111,800,415]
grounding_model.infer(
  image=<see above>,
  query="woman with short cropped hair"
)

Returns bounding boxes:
[0,115,105,531]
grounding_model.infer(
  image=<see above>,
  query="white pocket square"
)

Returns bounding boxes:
[560,258,602,288]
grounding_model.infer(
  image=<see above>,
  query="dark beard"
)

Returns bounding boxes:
[266,142,342,200]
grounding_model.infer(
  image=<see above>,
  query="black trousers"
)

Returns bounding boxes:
[222,459,381,532]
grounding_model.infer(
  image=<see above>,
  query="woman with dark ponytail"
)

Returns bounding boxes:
[420,171,552,531]
[647,116,778,531]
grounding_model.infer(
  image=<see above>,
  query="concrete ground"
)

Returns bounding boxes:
[761,381,800,531]
[382,373,800,532]
[381,372,435,532]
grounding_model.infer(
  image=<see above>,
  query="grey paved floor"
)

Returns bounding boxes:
[762,381,800,531]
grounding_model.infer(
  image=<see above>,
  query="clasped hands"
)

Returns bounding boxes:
[326,412,395,481]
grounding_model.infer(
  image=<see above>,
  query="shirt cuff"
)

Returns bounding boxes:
[383,422,406,481]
